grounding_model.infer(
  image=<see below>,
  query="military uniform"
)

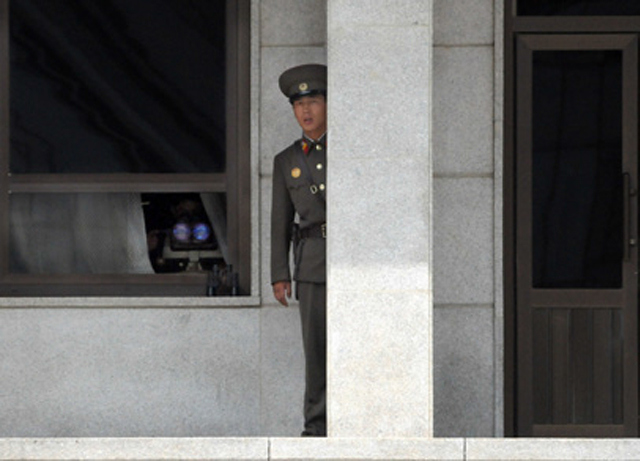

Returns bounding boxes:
[271,64,327,437]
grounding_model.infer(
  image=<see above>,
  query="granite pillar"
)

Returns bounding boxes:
[326,0,434,437]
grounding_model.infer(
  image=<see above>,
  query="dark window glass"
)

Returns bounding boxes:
[9,192,226,275]
[532,50,623,288]
[518,0,640,16]
[141,192,227,274]
[10,0,226,173]
[0,0,250,296]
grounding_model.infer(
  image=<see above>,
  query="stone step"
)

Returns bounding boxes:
[2,438,640,461]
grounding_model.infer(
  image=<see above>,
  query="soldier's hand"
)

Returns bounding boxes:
[273,281,292,306]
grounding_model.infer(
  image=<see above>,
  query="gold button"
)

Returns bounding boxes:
[319,184,325,191]
[316,163,323,170]
[316,144,323,150]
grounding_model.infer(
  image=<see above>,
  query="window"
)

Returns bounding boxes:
[0,0,250,296]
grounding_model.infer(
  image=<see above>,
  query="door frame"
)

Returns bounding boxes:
[504,2,640,436]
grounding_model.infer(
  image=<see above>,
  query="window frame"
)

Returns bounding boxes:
[0,0,251,297]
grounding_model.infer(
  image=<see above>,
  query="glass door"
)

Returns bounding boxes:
[515,34,638,437]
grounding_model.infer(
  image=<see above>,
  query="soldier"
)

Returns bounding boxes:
[271,63,327,437]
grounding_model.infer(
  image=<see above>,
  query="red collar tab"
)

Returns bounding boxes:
[301,136,326,155]
[301,140,311,154]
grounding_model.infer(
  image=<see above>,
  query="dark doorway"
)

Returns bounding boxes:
[505,4,640,437]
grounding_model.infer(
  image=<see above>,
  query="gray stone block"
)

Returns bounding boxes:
[328,26,431,160]
[433,177,494,305]
[260,176,276,302]
[493,0,504,123]
[260,47,327,176]
[259,307,305,436]
[329,264,431,293]
[434,0,494,45]
[271,437,464,460]
[492,306,505,437]
[434,305,495,437]
[328,0,432,27]
[328,155,431,266]
[250,156,262,299]
[0,309,261,437]
[261,0,327,46]
[493,120,504,317]
[492,119,505,436]
[433,46,494,175]
[328,290,433,437]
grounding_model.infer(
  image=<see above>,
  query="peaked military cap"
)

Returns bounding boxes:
[279,64,327,103]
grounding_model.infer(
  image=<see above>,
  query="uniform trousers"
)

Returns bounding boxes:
[297,281,327,436]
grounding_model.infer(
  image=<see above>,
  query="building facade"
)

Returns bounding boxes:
[2,1,640,458]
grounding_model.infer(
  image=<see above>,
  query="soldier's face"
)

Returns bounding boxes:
[292,95,327,140]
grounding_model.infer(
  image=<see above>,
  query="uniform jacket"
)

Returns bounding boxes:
[271,138,326,284]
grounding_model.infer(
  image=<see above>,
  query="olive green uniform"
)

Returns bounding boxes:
[271,136,327,436]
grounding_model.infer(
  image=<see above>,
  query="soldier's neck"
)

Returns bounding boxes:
[303,131,327,143]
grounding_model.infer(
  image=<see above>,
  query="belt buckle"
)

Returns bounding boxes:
[321,223,326,238]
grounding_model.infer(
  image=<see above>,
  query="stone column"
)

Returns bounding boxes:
[326,1,434,437]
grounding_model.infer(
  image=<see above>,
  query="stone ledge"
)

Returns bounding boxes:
[0,297,262,308]
[3,438,640,461]
[467,438,640,460]
[0,438,268,461]
[270,438,463,460]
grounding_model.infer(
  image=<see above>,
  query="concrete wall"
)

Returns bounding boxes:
[0,0,503,439]
[0,0,322,438]
[432,0,502,437]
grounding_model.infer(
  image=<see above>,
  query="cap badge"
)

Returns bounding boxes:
[291,167,301,179]
[299,82,308,91]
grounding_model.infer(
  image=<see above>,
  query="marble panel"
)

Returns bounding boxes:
[433,46,494,175]
[0,309,261,437]
[259,307,305,436]
[328,155,431,267]
[329,264,431,294]
[328,0,432,27]
[493,0,505,124]
[328,26,431,160]
[434,305,495,437]
[328,290,433,437]
[434,0,494,46]
[433,177,494,305]
[261,0,327,46]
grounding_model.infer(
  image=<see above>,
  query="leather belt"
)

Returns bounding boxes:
[299,223,326,239]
